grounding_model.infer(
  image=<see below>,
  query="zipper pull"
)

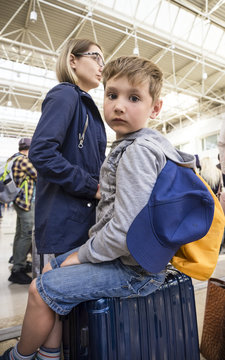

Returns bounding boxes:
[78,114,89,149]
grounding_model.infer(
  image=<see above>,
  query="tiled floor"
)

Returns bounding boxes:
[0,207,28,333]
[0,206,224,359]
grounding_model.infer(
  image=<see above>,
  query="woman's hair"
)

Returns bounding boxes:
[56,38,102,84]
[102,56,163,104]
[200,157,222,190]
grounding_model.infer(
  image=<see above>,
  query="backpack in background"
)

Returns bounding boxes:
[0,156,22,204]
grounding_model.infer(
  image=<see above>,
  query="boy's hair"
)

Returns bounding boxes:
[102,56,163,104]
[56,38,102,85]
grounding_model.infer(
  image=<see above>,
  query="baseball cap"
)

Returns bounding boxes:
[127,160,215,273]
[19,138,32,148]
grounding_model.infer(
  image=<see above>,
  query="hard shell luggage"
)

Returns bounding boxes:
[68,269,200,360]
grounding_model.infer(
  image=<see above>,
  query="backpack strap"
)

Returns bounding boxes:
[0,162,11,182]
[20,176,29,205]
[0,155,21,182]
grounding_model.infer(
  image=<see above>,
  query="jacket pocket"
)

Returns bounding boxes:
[66,194,96,223]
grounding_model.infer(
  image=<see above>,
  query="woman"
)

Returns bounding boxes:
[200,156,222,196]
[29,39,106,258]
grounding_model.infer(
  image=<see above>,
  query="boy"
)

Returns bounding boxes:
[0,56,196,360]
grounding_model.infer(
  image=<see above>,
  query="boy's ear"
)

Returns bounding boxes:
[149,99,163,119]
[70,54,76,69]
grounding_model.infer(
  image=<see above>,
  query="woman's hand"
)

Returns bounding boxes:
[94,184,101,200]
[60,251,81,267]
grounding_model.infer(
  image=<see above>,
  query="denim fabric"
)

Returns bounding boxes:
[35,248,166,315]
[12,202,34,272]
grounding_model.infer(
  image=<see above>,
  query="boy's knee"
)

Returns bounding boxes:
[29,279,45,306]
[29,278,39,298]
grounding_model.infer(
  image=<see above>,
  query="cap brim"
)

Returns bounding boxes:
[127,204,181,273]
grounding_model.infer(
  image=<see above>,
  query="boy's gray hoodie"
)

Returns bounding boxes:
[78,128,196,267]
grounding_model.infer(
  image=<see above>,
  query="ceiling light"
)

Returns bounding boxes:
[30,0,37,23]
[202,72,208,80]
[133,47,139,55]
[7,100,12,107]
[204,18,210,25]
[133,31,139,56]
[30,10,37,23]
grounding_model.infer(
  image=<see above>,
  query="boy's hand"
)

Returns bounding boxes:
[60,251,81,267]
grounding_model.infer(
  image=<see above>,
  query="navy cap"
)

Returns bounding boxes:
[127,160,215,273]
[19,138,32,147]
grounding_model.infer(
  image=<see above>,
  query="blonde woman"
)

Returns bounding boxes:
[200,156,222,196]
[29,39,106,258]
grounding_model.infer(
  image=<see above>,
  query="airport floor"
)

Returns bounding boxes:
[0,207,224,358]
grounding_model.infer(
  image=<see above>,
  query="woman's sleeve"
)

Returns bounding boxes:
[78,142,166,263]
[29,86,98,197]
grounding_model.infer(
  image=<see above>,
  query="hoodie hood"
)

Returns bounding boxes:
[111,128,196,169]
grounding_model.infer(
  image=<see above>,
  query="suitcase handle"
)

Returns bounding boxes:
[81,326,89,348]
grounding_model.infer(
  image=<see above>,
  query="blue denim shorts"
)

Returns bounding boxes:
[36,248,166,315]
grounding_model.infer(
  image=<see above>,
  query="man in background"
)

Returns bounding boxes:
[8,138,37,284]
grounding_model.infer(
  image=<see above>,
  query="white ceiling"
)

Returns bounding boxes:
[0,0,225,139]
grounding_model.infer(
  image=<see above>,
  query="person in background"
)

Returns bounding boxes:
[0,202,2,218]
[194,154,201,173]
[200,156,222,196]
[218,121,225,186]
[8,138,37,285]
[0,55,197,360]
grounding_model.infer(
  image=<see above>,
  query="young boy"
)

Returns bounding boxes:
[0,56,196,360]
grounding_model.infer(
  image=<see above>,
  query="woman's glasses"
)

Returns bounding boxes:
[75,52,105,67]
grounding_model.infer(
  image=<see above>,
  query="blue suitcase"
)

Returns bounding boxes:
[67,269,200,360]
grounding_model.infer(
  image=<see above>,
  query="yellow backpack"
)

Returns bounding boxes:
[171,174,225,280]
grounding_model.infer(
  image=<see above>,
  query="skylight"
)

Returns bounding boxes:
[162,92,198,113]
[0,58,57,89]
[96,0,225,63]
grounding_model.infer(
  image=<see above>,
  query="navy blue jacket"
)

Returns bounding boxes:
[29,83,106,254]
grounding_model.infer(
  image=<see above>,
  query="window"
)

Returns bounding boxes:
[177,143,192,153]
[201,134,218,151]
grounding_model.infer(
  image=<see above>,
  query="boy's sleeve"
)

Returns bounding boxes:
[78,141,166,263]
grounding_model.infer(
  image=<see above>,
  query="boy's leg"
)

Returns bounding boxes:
[37,253,165,315]
[41,315,62,349]
[1,254,165,359]
[17,279,60,355]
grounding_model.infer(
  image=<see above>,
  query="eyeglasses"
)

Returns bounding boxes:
[74,52,105,67]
